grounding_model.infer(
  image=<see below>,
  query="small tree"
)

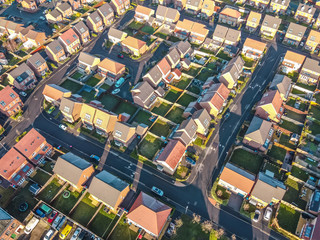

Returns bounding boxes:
[174,218,183,228]
[216,228,225,238]
[192,213,201,224]
[201,220,213,233]
[231,233,237,240]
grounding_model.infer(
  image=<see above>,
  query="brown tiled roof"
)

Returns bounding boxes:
[122,36,146,50]
[284,50,306,64]
[157,140,186,170]
[245,116,273,145]
[59,28,79,46]
[261,15,281,29]
[42,84,71,102]
[256,90,283,115]
[220,7,241,18]
[0,86,20,111]
[98,58,125,74]
[213,24,228,39]
[0,148,27,180]
[135,5,153,16]
[243,38,267,52]
[27,52,46,68]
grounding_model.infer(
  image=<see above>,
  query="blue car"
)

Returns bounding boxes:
[35,209,46,218]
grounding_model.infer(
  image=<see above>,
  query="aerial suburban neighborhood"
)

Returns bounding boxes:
[2,0,320,239]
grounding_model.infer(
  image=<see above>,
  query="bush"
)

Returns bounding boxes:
[15,131,27,142]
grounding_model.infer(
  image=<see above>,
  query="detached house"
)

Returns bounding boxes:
[281,50,306,73]
[185,0,203,15]
[199,83,230,117]
[255,90,284,123]
[242,38,267,60]
[59,96,83,123]
[42,84,72,106]
[269,74,292,101]
[0,86,23,117]
[172,118,197,146]
[88,170,130,213]
[299,58,320,84]
[224,28,241,46]
[46,9,63,23]
[73,21,90,44]
[78,52,100,74]
[294,4,315,24]
[108,27,127,44]
[243,116,273,151]
[305,30,320,52]
[172,40,193,58]
[121,36,147,56]
[53,152,95,191]
[56,2,73,18]
[21,0,38,12]
[192,109,211,136]
[284,22,307,47]
[132,81,165,109]
[26,52,48,77]
[218,7,241,27]
[22,30,46,49]
[86,11,104,33]
[97,3,114,26]
[201,0,215,18]
[219,56,244,89]
[7,63,37,90]
[45,40,66,63]
[112,122,136,147]
[58,28,81,54]
[134,5,154,22]
[260,15,282,39]
[210,25,228,50]
[14,128,53,165]
[246,11,262,32]
[110,0,130,15]
[97,58,125,81]
[218,163,256,197]
[269,0,289,14]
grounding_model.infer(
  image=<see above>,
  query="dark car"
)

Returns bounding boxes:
[77,230,86,240]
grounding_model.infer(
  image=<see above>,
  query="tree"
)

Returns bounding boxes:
[216,228,225,238]
[192,213,201,224]
[174,218,183,228]
[231,234,237,240]
[201,220,213,233]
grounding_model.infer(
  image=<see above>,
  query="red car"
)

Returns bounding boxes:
[47,210,58,223]
[118,53,124,59]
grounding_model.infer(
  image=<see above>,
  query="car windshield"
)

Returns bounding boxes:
[254,213,259,219]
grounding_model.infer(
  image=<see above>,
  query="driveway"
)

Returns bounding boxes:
[227,193,244,211]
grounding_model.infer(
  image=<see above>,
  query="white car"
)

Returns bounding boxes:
[112,88,120,95]
[253,210,261,223]
[70,227,82,240]
[43,229,54,240]
[59,124,67,131]
[263,207,273,221]
[19,91,27,97]
[151,186,164,196]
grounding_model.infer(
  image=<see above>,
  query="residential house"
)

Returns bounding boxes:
[127,192,172,238]
[249,0,270,8]
[112,122,136,147]
[59,96,83,123]
[243,116,273,151]
[97,58,125,81]
[199,83,230,117]
[218,163,256,197]
[294,4,315,24]
[158,0,172,6]
[121,36,147,56]
[305,30,320,52]
[0,53,8,65]
[185,0,203,15]
[224,28,241,46]
[53,152,95,190]
[0,86,23,117]
[246,11,262,32]
[219,56,244,89]
[165,47,181,68]
[173,118,197,146]
[45,9,63,23]
[192,109,211,136]
[42,84,72,106]
[22,30,46,48]
[88,170,130,213]
[26,52,48,77]
[201,0,215,18]
[155,5,180,28]
[0,208,23,240]
[56,2,73,18]
[0,18,8,36]
[93,107,118,135]
[269,0,289,14]
[284,22,307,46]
[172,40,193,58]
[315,16,320,29]
[174,0,187,11]
[97,3,114,26]
[132,81,165,109]
[281,50,306,73]
[5,21,23,38]
[21,0,37,12]
[260,14,282,39]
[0,148,34,187]
[218,7,241,27]
[134,5,154,22]
[156,139,186,175]
[58,28,81,54]
[143,65,163,88]
[250,172,286,207]
[80,103,97,130]
[269,74,292,101]
[86,11,104,33]
[65,0,81,10]
[108,27,127,44]
[308,189,320,215]
[78,52,100,74]
[242,38,267,60]
[174,19,209,44]
[210,24,228,50]
[110,0,130,15]
[45,40,67,63]
[73,21,90,44]
[299,215,320,240]
[7,63,37,90]
[299,57,320,84]
[14,128,53,165]
[255,90,284,123]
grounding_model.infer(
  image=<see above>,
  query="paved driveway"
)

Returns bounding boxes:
[227,193,244,211]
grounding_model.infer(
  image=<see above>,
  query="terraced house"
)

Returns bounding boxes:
[73,21,90,44]
[294,3,315,24]
[26,52,48,77]
[185,0,203,15]
[242,38,267,60]
[45,40,66,63]
[80,103,98,130]
[284,22,307,46]
[86,11,104,33]
[218,7,241,27]
[110,0,130,15]
[154,5,180,28]
[97,57,125,81]
[246,11,261,32]
[134,5,154,22]
[298,58,320,85]
[269,0,289,14]
[200,0,215,18]
[208,24,228,50]
[132,81,165,109]
[59,96,82,123]
[174,19,208,44]
[93,107,118,136]
[97,2,115,26]
[260,14,282,39]
[7,63,37,90]
[249,0,270,8]
[0,86,23,117]
[219,56,244,89]
[305,30,320,52]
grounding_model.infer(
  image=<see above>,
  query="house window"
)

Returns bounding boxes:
[96,118,103,125]
[64,106,70,113]
[204,119,209,127]
[115,130,122,137]
[85,113,91,120]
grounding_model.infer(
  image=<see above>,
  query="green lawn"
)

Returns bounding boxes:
[52,186,82,214]
[177,93,197,107]
[291,165,309,182]
[152,102,172,116]
[164,89,182,103]
[127,21,144,30]
[70,71,84,80]
[154,32,168,39]
[38,178,62,203]
[229,149,263,174]
[109,217,139,240]
[100,94,120,111]
[168,36,181,42]
[0,186,15,208]
[291,88,305,95]
[138,134,164,159]
[132,110,153,126]
[88,208,116,238]
[285,110,306,123]
[262,162,283,180]
[197,68,215,82]
[71,193,98,226]
[81,90,96,103]
[166,107,185,124]
[60,80,82,94]
[283,178,307,210]
[187,85,201,95]
[310,105,320,119]
[280,119,303,133]
[182,67,201,77]
[309,122,320,136]
[295,82,316,92]
[86,76,100,87]
[114,101,138,116]
[31,170,51,186]
[100,84,111,90]
[216,50,232,61]
[279,134,296,150]
[141,25,156,34]
[242,55,255,68]
[267,145,286,161]
[150,119,172,137]
[173,76,192,89]
[277,203,300,234]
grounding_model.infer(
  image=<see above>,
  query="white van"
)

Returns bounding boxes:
[24,217,40,234]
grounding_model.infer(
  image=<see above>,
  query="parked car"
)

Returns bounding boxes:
[24,217,40,234]
[19,91,27,97]
[115,77,125,88]
[151,186,164,196]
[253,210,261,223]
[56,216,66,231]
[71,227,82,240]
[59,124,67,131]
[48,106,55,114]
[77,230,86,240]
[48,211,58,223]
[35,209,46,218]
[44,229,55,240]
[263,207,272,221]
[52,214,63,229]
[112,88,120,95]
[90,155,100,161]
[117,53,124,59]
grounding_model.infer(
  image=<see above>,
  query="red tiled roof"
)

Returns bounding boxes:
[0,86,20,111]
[157,58,171,76]
[59,28,79,46]
[0,148,27,180]
[157,140,186,170]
